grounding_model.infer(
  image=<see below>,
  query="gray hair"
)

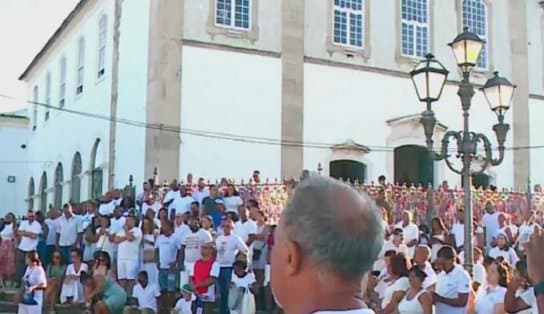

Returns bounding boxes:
[282,176,385,278]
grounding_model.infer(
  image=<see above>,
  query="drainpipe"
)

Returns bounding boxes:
[108,0,122,190]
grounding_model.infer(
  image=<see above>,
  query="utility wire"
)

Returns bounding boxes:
[1,93,543,153]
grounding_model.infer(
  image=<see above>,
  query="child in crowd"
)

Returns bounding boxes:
[172,284,193,314]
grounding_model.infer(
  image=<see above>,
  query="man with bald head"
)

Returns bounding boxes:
[271,175,384,314]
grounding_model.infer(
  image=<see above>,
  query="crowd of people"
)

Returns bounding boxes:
[2,172,544,314]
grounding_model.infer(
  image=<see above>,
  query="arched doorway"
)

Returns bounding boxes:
[39,172,48,213]
[394,145,433,186]
[28,178,35,210]
[71,152,82,203]
[90,138,103,200]
[54,163,63,209]
[329,160,366,183]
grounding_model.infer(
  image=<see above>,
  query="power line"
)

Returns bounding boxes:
[1,93,543,153]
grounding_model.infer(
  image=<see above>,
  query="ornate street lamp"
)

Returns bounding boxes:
[410,28,516,275]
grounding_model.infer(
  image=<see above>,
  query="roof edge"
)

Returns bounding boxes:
[18,0,89,81]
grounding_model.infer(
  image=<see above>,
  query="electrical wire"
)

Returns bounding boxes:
[1,93,543,153]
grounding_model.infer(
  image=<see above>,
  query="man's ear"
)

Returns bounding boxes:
[285,239,303,276]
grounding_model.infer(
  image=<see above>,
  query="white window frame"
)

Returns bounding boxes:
[97,15,107,79]
[332,0,365,49]
[76,37,85,95]
[400,0,430,59]
[462,0,488,70]
[45,72,51,120]
[214,0,251,30]
[59,56,66,108]
[32,85,38,131]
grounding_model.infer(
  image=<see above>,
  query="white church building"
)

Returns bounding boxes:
[2,0,544,215]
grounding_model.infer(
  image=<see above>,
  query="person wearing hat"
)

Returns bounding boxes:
[189,241,219,314]
[210,198,225,231]
[173,284,193,314]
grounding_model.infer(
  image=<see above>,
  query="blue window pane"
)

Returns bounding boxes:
[401,0,429,57]
[333,0,364,47]
[216,0,232,26]
[462,0,488,68]
[235,0,250,29]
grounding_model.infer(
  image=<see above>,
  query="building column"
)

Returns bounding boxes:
[509,0,530,189]
[108,0,122,190]
[144,0,184,181]
[281,0,305,180]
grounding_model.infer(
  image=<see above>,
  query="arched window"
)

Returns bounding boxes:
[39,172,48,213]
[71,152,82,203]
[90,138,103,200]
[54,163,64,209]
[28,177,35,210]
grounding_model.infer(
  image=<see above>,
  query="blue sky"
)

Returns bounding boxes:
[0,0,78,113]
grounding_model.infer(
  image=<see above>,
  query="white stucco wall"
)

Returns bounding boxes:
[529,97,544,185]
[23,0,114,207]
[526,0,544,95]
[114,0,149,190]
[180,46,282,182]
[0,119,29,217]
[303,63,514,188]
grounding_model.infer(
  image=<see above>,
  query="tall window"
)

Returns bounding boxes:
[76,37,85,95]
[45,72,51,120]
[28,178,35,210]
[71,152,82,203]
[333,0,364,48]
[215,0,251,29]
[401,0,429,58]
[462,0,488,69]
[32,85,38,130]
[54,163,63,209]
[59,56,66,108]
[97,15,107,78]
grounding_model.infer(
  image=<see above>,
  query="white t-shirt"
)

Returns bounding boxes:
[155,234,181,269]
[435,264,471,314]
[488,246,519,266]
[451,222,464,248]
[473,262,487,286]
[474,285,506,314]
[174,298,193,314]
[57,215,82,246]
[420,262,437,289]
[22,265,47,306]
[189,261,220,301]
[234,220,258,244]
[518,222,537,248]
[95,227,114,256]
[164,190,182,214]
[172,196,195,215]
[132,283,160,313]
[183,229,213,264]
[18,220,42,251]
[215,234,248,267]
[516,287,537,314]
[0,223,15,240]
[98,202,115,216]
[373,240,408,271]
[44,218,60,245]
[381,277,409,309]
[223,196,243,211]
[482,212,500,245]
[192,188,210,205]
[142,201,162,217]
[116,227,143,260]
[231,271,256,288]
[175,224,191,245]
[395,222,419,257]
[110,216,126,235]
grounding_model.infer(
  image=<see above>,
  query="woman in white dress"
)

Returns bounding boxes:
[398,267,433,314]
[223,184,243,212]
[140,217,158,285]
[473,257,509,314]
[429,217,448,263]
[18,250,47,314]
[378,252,411,314]
[60,249,88,304]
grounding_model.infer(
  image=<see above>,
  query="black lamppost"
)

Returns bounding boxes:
[409,27,516,274]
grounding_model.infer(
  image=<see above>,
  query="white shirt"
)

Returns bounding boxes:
[381,277,409,309]
[420,262,437,289]
[18,220,42,251]
[313,310,375,314]
[398,289,427,314]
[451,222,464,248]
[132,283,160,313]
[223,196,243,211]
[518,222,537,248]
[192,188,210,205]
[172,196,195,215]
[142,201,162,217]
[435,264,471,314]
[373,240,408,271]
[215,234,248,267]
[110,216,126,235]
[0,223,15,240]
[98,202,115,216]
[95,227,114,255]
[482,212,500,245]
[183,229,213,264]
[44,218,59,245]
[231,271,256,288]
[474,285,506,314]
[397,222,419,258]
[116,227,143,260]
[174,298,193,314]
[189,260,220,301]
[57,214,82,246]
[473,262,487,285]
[488,246,519,266]
[22,265,47,306]
[155,234,181,269]
[80,213,95,230]
[234,220,258,244]
[516,287,538,314]
[175,224,191,245]
[164,190,182,214]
